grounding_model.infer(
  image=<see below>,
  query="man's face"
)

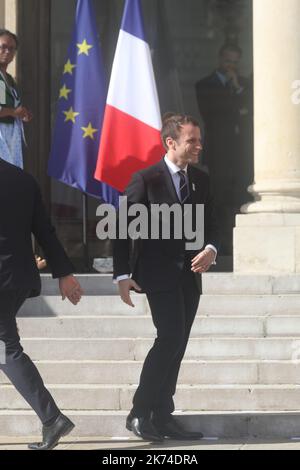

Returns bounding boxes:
[219,50,240,75]
[0,35,17,67]
[174,124,203,165]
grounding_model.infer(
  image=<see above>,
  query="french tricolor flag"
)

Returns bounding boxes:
[94,0,165,193]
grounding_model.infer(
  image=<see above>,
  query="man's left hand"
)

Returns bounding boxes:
[191,249,216,273]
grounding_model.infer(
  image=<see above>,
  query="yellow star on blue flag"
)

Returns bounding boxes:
[48,0,120,205]
[81,122,98,139]
[63,59,76,75]
[59,84,72,100]
[63,107,80,123]
[77,39,93,56]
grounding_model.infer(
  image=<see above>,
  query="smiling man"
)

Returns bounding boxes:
[196,44,253,256]
[113,113,220,442]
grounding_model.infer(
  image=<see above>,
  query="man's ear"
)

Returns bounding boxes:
[166,136,176,151]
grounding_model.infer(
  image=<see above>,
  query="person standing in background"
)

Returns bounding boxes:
[196,44,253,256]
[0,29,47,269]
[0,29,32,168]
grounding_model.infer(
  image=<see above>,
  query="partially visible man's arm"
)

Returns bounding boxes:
[113,172,146,307]
[31,179,83,304]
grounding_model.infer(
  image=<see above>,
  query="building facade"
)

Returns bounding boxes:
[0,0,261,272]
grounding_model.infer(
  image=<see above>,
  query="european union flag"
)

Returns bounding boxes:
[48,0,120,206]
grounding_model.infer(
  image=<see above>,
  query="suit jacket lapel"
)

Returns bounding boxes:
[153,161,205,205]
[157,159,181,204]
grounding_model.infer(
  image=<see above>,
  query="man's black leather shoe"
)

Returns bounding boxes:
[153,416,204,440]
[126,415,164,442]
[28,413,75,450]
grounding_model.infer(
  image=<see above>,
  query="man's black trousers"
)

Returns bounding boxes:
[0,289,60,424]
[131,258,201,421]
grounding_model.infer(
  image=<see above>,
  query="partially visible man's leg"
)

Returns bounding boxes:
[0,289,60,425]
[152,265,200,422]
[130,287,186,419]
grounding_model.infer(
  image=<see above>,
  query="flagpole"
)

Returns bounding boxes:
[82,193,89,272]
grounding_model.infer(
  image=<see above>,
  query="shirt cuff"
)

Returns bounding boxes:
[205,244,218,265]
[113,274,131,284]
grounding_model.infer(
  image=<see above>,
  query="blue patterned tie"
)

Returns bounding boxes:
[178,170,189,203]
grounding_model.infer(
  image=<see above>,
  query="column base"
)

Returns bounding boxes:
[234,214,300,273]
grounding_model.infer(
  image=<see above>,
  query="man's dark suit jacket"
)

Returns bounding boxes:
[195,71,252,124]
[195,71,253,178]
[0,158,74,298]
[113,159,220,294]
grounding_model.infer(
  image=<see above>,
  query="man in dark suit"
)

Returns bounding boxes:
[0,157,83,450]
[196,44,253,255]
[113,114,220,442]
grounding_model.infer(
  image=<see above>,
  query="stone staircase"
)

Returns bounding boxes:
[1,274,300,439]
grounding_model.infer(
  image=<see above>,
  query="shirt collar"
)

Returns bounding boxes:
[164,155,188,175]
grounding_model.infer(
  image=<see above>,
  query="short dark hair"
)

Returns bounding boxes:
[161,113,200,149]
[0,29,19,49]
[219,43,242,57]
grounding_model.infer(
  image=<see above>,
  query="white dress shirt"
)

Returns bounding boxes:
[163,155,188,201]
[164,155,217,259]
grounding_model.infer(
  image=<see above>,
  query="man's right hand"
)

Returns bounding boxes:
[225,69,241,90]
[118,279,142,308]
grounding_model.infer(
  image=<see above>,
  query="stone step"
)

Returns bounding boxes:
[2,360,300,385]
[40,274,118,296]
[2,384,300,412]
[18,315,300,338]
[17,316,265,337]
[19,337,300,361]
[201,274,300,295]
[19,294,300,317]
[19,295,149,317]
[39,273,300,296]
[1,410,300,439]
[198,295,300,316]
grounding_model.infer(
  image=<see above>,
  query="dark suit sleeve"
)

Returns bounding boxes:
[113,172,147,278]
[31,180,74,278]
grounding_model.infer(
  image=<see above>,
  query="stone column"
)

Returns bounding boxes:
[234,0,300,273]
